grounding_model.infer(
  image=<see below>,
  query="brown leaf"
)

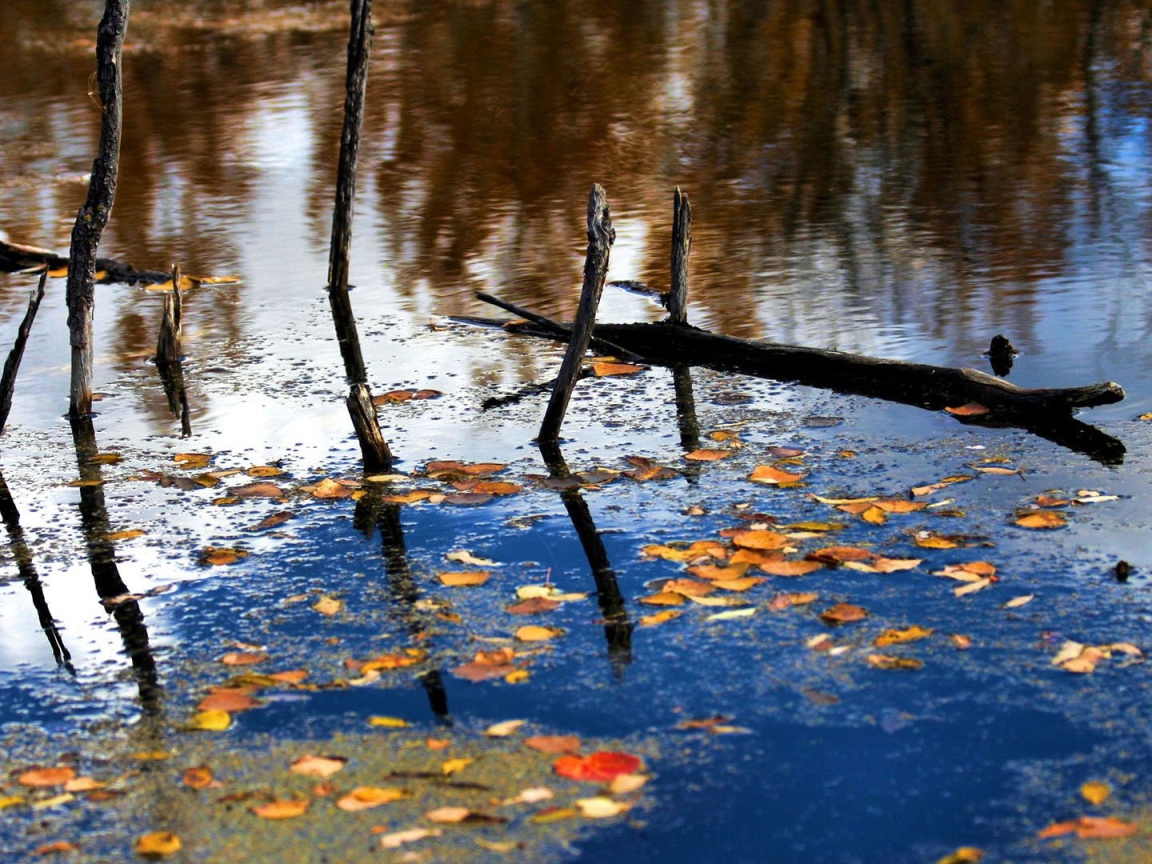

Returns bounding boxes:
[944,402,989,416]
[768,591,819,611]
[748,465,807,485]
[867,654,923,670]
[182,766,215,789]
[687,563,750,581]
[639,592,685,606]
[289,755,348,778]
[506,597,561,615]
[232,482,286,498]
[220,652,269,666]
[592,362,645,377]
[525,735,581,755]
[725,528,791,551]
[250,510,293,531]
[1015,511,1067,529]
[820,603,868,625]
[660,578,715,597]
[197,690,262,712]
[425,461,506,478]
[34,841,82,855]
[199,547,249,566]
[683,448,734,462]
[758,559,825,577]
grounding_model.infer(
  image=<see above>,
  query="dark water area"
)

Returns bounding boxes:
[3,2,1152,862]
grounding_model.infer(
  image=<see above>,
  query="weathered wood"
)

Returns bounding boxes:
[0,237,196,287]
[538,184,615,441]
[327,0,373,385]
[0,272,47,436]
[668,187,691,324]
[155,264,183,367]
[475,290,633,359]
[66,0,129,419]
[347,383,393,471]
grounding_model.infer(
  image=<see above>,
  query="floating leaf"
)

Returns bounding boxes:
[199,547,249,566]
[639,592,686,606]
[592,362,645,377]
[312,595,343,616]
[867,654,924,670]
[530,807,579,823]
[934,562,998,581]
[758,560,824,577]
[683,448,733,462]
[373,389,443,404]
[250,798,309,819]
[749,465,807,485]
[554,751,642,782]
[911,476,974,497]
[843,557,922,574]
[188,710,232,731]
[954,578,994,597]
[1081,781,1112,806]
[820,603,868,625]
[221,652,268,666]
[1003,594,1034,609]
[515,625,564,642]
[106,529,145,541]
[197,690,261,713]
[381,490,435,504]
[768,592,819,611]
[1,795,27,810]
[575,796,632,818]
[441,757,474,775]
[337,786,410,811]
[936,848,984,864]
[426,805,507,824]
[379,828,442,849]
[525,735,581,755]
[312,478,354,499]
[712,576,766,592]
[725,529,791,551]
[250,510,293,531]
[174,453,212,469]
[1039,815,1138,839]
[426,461,506,478]
[446,550,502,567]
[706,607,757,621]
[506,597,561,615]
[874,626,934,647]
[367,716,411,728]
[439,571,490,587]
[182,766,215,789]
[1015,511,1067,529]
[944,402,989,416]
[18,767,76,788]
[135,831,182,858]
[63,776,105,792]
[687,563,750,581]
[232,481,286,498]
[290,755,347,778]
[485,719,526,737]
[34,841,82,855]
[640,609,683,626]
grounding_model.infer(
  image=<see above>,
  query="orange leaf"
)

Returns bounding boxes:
[758,560,824,577]
[18,767,76,787]
[182,766,215,789]
[820,603,868,625]
[438,571,490,587]
[197,690,261,712]
[250,798,310,819]
[525,735,582,755]
[290,755,347,778]
[554,751,642,782]
[749,465,807,485]
[725,529,791,551]
[683,449,734,462]
[592,362,644,377]
[944,402,989,416]
[336,786,410,811]
[220,652,268,666]
[1015,511,1067,529]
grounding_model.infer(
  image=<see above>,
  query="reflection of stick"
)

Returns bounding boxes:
[155,264,193,436]
[672,365,700,452]
[0,272,46,436]
[538,185,615,442]
[537,440,632,670]
[326,0,393,471]
[0,469,73,671]
[70,414,163,716]
[354,495,450,720]
[66,0,128,419]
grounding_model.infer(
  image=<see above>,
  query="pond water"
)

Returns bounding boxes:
[3,1,1152,862]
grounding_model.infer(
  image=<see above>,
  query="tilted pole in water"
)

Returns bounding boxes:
[326,0,393,471]
[538,184,615,442]
[0,272,47,437]
[66,0,129,419]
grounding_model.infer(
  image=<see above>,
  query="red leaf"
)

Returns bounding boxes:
[554,751,641,782]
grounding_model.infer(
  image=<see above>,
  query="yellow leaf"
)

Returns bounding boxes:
[861,505,887,525]
[336,786,410,811]
[312,478,354,499]
[250,798,309,819]
[174,452,212,469]
[439,571,490,587]
[530,806,579,824]
[188,710,232,731]
[0,796,25,810]
[367,715,410,728]
[106,529,145,541]
[936,848,984,864]
[505,669,530,684]
[312,595,343,616]
[441,757,474,775]
[246,465,285,477]
[515,625,563,642]
[135,831,182,858]
[639,609,683,627]
[1080,780,1111,806]
[874,626,934,647]
[199,546,248,566]
[380,828,443,849]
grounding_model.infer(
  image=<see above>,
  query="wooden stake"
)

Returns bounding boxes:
[347,383,393,472]
[538,184,615,442]
[668,187,691,324]
[155,263,182,367]
[0,272,47,437]
[66,0,129,419]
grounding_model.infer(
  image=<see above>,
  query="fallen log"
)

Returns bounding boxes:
[460,310,1125,463]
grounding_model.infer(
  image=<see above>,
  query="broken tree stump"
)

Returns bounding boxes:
[538,184,616,442]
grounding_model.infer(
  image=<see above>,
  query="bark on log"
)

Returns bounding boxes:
[538,184,615,441]
[66,0,129,419]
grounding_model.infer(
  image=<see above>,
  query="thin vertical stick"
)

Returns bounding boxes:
[67,0,129,419]
[155,264,182,366]
[326,0,393,471]
[538,184,615,442]
[327,0,372,385]
[0,272,47,436]
[668,187,691,324]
